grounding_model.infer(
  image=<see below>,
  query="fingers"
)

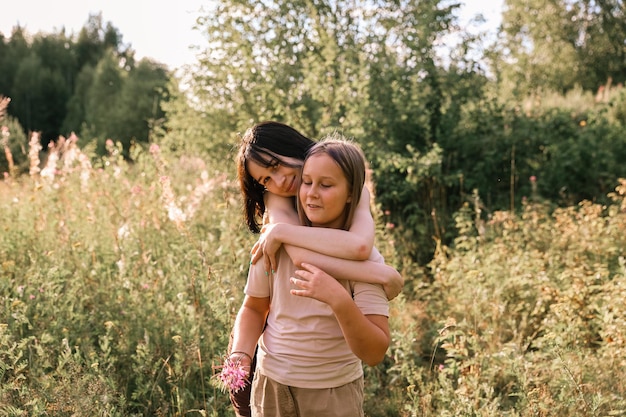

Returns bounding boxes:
[264,256,271,276]
[251,249,263,265]
[269,254,277,274]
[290,277,309,297]
[298,262,320,274]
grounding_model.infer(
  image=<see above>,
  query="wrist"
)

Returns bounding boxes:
[229,350,253,367]
[273,223,289,243]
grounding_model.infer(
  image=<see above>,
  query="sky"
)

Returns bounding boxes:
[0,0,503,71]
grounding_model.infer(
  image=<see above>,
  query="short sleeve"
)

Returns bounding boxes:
[244,261,270,298]
[353,281,389,317]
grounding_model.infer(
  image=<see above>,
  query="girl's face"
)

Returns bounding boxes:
[246,154,303,197]
[299,153,352,229]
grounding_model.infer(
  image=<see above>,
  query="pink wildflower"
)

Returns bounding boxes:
[214,356,250,393]
[28,132,42,176]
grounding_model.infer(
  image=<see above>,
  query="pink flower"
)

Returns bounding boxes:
[214,356,250,393]
[530,175,537,183]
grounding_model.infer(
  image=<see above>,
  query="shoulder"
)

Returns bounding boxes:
[264,193,298,224]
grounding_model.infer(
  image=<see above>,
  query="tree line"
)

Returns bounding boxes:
[0,13,170,162]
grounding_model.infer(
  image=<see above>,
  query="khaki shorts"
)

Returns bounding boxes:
[251,372,364,417]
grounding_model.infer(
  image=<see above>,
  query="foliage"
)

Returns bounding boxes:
[0,14,170,153]
[2,2,626,413]
[496,0,626,97]
[393,180,626,416]
[0,138,251,415]
[2,135,625,416]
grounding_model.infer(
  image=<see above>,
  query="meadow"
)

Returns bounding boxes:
[1,135,625,416]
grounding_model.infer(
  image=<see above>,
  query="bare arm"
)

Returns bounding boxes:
[291,263,390,366]
[286,244,403,300]
[229,295,270,368]
[252,187,375,270]
[267,186,374,259]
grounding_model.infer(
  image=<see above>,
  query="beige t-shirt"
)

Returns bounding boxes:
[245,248,389,389]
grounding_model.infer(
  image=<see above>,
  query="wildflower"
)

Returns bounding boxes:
[78,152,92,191]
[117,224,131,240]
[41,142,59,181]
[386,222,395,230]
[1,126,15,176]
[28,132,42,176]
[105,139,115,151]
[159,175,187,227]
[214,354,250,393]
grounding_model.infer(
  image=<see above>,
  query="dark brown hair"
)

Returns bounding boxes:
[236,121,315,233]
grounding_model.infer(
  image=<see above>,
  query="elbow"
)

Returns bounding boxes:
[353,242,371,261]
[290,253,305,268]
[394,270,405,287]
[359,337,390,367]
[362,348,388,367]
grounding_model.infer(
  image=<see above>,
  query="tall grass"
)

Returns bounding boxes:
[1,134,251,415]
[1,130,625,416]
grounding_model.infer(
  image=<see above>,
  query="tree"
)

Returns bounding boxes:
[11,54,68,143]
[111,59,169,153]
[497,0,626,96]
[173,0,466,263]
[83,50,124,145]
